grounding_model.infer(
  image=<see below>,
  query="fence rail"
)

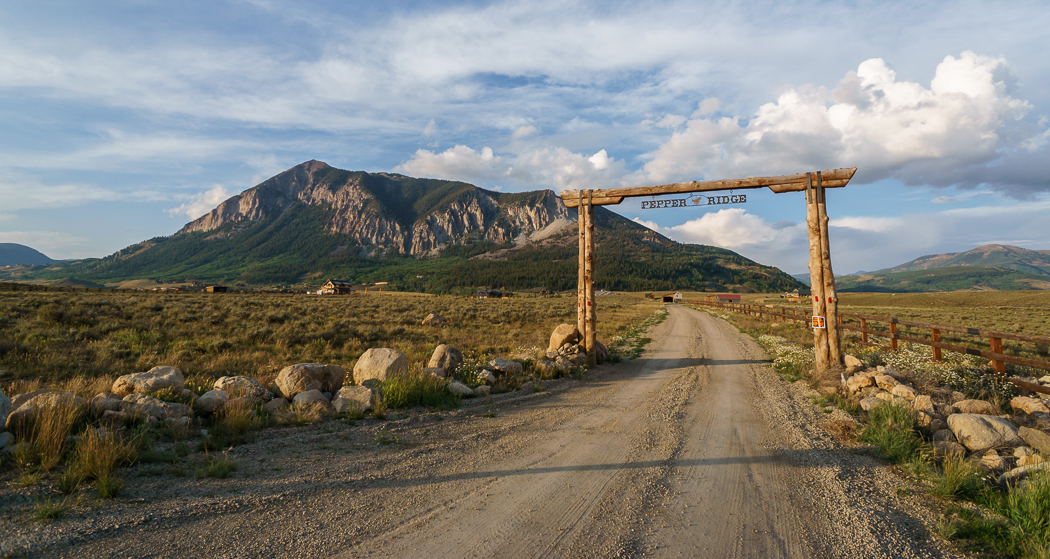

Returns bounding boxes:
[690,300,1050,396]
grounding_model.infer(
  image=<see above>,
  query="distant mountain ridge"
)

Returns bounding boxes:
[8,161,804,294]
[0,243,56,266]
[837,244,1050,292]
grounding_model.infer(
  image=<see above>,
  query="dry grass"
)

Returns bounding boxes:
[12,395,86,472]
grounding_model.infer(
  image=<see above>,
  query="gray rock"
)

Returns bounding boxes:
[929,418,948,433]
[912,395,935,415]
[979,451,1007,471]
[955,399,998,415]
[874,375,898,391]
[478,370,497,385]
[427,345,463,374]
[891,384,917,400]
[90,392,124,414]
[473,385,491,397]
[5,391,87,432]
[11,389,51,411]
[121,393,191,420]
[292,390,335,414]
[332,386,375,413]
[947,413,1021,452]
[933,429,956,442]
[421,313,447,326]
[998,462,1050,485]
[1019,426,1050,456]
[554,356,573,373]
[1010,396,1050,415]
[534,359,557,377]
[448,381,474,396]
[424,367,447,379]
[844,355,865,373]
[933,440,967,458]
[194,390,229,415]
[214,376,273,402]
[112,366,185,396]
[846,375,874,393]
[262,398,288,414]
[548,324,580,353]
[0,431,13,450]
[488,358,524,376]
[100,410,131,429]
[860,396,881,411]
[276,363,346,400]
[353,349,407,386]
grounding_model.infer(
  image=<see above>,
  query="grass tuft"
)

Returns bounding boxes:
[857,401,922,464]
[196,453,237,479]
[34,496,73,522]
[931,454,986,501]
[382,370,459,410]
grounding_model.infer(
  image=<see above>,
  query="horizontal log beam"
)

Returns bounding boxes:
[560,167,857,206]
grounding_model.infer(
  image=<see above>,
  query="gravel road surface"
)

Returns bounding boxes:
[3,305,962,558]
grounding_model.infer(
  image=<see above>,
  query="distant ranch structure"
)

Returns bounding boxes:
[706,294,742,303]
[321,279,355,295]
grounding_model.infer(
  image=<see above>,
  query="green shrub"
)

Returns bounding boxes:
[1002,470,1050,557]
[196,454,237,479]
[382,370,459,410]
[931,454,986,501]
[857,402,922,464]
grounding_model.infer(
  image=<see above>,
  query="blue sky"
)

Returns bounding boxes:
[1,0,1048,275]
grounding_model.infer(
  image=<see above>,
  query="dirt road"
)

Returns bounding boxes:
[9,305,960,558]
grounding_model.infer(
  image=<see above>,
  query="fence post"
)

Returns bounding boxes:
[989,336,1005,375]
[890,321,898,350]
[860,318,868,344]
[931,329,942,361]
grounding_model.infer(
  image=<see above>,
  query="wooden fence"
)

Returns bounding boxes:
[690,300,1050,396]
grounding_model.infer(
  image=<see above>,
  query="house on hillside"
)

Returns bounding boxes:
[321,279,354,295]
[706,294,741,303]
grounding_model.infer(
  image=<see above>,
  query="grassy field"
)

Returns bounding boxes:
[0,284,662,394]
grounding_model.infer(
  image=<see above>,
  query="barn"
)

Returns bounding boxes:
[321,279,354,295]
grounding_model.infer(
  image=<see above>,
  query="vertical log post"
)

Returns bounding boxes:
[806,173,830,373]
[932,329,942,361]
[816,172,842,366]
[584,191,597,363]
[989,336,1005,375]
[577,191,586,342]
[890,321,898,350]
[861,318,868,344]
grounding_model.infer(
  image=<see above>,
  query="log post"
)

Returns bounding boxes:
[989,336,1005,375]
[577,191,586,342]
[584,191,597,363]
[806,173,830,373]
[861,318,868,344]
[932,329,942,361]
[816,172,842,366]
[890,321,898,350]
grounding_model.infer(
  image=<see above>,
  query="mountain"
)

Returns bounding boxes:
[836,244,1050,292]
[873,244,1050,276]
[0,243,56,266]
[13,161,804,294]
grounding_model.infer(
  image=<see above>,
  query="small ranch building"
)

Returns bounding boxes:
[321,279,354,295]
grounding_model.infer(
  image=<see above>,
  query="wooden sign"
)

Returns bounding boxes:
[640,194,747,210]
[812,316,826,329]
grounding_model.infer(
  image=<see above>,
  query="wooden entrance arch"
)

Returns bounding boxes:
[560,167,858,372]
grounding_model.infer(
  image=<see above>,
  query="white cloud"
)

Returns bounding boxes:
[0,178,121,211]
[166,185,234,220]
[512,125,538,139]
[395,144,629,192]
[0,230,89,259]
[423,119,438,137]
[828,216,903,233]
[634,208,779,249]
[638,52,1044,195]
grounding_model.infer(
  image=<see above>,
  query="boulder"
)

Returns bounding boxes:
[846,375,874,393]
[353,350,407,386]
[1010,396,1050,415]
[843,355,865,373]
[89,393,124,414]
[955,399,998,415]
[860,396,881,412]
[874,391,894,402]
[11,389,51,411]
[112,366,185,396]
[594,341,609,364]
[424,367,447,379]
[912,395,935,416]
[555,356,574,373]
[194,390,229,415]
[1019,426,1050,456]
[1014,446,1035,459]
[276,363,346,400]
[891,384,917,401]
[947,413,1021,452]
[1018,454,1044,468]
[262,398,288,415]
[534,359,557,377]
[933,429,956,442]
[930,419,948,433]
[0,388,10,427]
[478,370,497,385]
[164,416,192,430]
[473,385,491,397]
[915,412,933,428]
[293,390,334,414]
[979,451,1007,471]
[933,440,967,458]
[332,386,375,413]
[100,410,132,429]
[5,391,86,432]
[998,462,1050,485]
[427,345,463,374]
[548,324,580,353]
[214,376,273,402]
[121,393,191,420]
[874,375,898,391]
[448,381,473,396]
[0,431,13,451]
[421,313,447,326]
[488,358,524,376]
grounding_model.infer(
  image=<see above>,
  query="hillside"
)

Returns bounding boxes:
[875,244,1050,276]
[10,161,804,294]
[0,243,56,266]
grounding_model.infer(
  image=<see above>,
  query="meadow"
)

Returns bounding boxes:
[0,284,662,395]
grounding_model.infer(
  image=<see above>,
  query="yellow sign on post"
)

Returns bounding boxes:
[812,316,826,329]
